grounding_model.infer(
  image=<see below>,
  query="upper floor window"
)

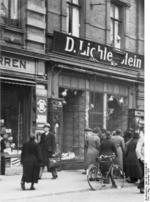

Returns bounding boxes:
[110,3,122,49]
[66,0,80,37]
[0,0,20,27]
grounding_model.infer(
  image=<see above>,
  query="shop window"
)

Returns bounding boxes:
[107,94,127,132]
[0,0,20,27]
[110,3,123,49]
[89,92,103,129]
[66,0,80,37]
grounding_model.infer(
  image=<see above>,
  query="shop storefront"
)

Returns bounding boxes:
[0,53,47,152]
[47,31,144,168]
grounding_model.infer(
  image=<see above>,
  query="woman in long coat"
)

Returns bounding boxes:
[85,128,100,169]
[111,129,125,170]
[125,132,143,183]
[21,135,41,190]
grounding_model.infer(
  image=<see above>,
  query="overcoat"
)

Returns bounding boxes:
[85,132,100,168]
[125,137,143,179]
[99,138,117,174]
[21,139,41,183]
[39,132,56,167]
[111,135,125,169]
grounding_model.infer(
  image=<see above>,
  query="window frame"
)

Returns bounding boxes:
[0,0,21,27]
[110,3,123,49]
[66,0,81,37]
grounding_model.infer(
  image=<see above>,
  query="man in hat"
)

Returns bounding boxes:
[39,123,58,179]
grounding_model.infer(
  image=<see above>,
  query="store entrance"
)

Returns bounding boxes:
[1,83,32,149]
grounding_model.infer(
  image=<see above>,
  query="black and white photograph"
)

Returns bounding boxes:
[0,0,147,201]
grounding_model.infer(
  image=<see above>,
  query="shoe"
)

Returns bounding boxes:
[112,184,117,189]
[30,187,36,190]
[140,188,144,194]
[52,175,58,179]
[21,182,25,190]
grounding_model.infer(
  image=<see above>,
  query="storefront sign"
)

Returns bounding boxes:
[53,31,144,69]
[0,56,35,74]
[37,99,47,113]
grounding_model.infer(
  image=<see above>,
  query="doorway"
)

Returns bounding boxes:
[1,83,32,148]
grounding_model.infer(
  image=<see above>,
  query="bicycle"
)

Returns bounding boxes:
[87,154,125,190]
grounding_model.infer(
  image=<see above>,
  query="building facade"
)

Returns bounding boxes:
[46,0,144,162]
[0,0,48,150]
[0,0,144,166]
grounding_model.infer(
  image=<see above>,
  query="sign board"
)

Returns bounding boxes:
[53,31,144,69]
[0,56,36,74]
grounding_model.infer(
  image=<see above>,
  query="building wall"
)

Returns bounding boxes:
[46,0,144,112]
[0,0,48,142]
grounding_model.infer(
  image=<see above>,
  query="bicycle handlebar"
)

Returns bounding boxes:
[99,154,116,160]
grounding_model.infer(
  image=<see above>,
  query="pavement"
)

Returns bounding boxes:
[0,167,139,202]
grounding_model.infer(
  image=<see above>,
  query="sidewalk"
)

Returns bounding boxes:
[0,169,136,202]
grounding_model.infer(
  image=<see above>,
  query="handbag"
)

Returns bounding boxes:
[48,157,60,169]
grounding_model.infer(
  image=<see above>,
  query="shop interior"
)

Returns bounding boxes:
[0,82,31,151]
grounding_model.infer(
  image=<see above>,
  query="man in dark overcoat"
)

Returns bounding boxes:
[99,130,118,188]
[39,123,57,179]
[20,135,41,190]
[0,133,7,175]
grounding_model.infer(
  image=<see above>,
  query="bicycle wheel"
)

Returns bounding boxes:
[111,165,125,188]
[87,164,103,190]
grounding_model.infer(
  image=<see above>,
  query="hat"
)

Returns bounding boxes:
[116,129,121,135]
[133,131,139,138]
[84,127,93,132]
[43,123,51,128]
[93,127,101,134]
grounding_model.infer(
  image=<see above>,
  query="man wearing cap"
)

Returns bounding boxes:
[39,123,57,179]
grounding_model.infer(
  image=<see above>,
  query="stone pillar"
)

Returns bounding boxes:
[103,93,107,129]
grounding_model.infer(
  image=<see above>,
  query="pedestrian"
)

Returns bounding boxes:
[125,131,143,183]
[99,130,118,188]
[0,132,8,175]
[111,129,125,170]
[39,123,58,179]
[93,127,102,141]
[84,127,100,170]
[136,127,144,193]
[20,134,42,190]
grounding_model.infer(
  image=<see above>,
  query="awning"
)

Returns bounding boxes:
[0,76,36,86]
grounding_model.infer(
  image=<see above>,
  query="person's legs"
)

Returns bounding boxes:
[51,167,58,179]
[39,166,45,179]
[109,173,117,188]
[30,182,35,190]
[1,156,5,175]
[21,176,25,190]
[137,160,144,193]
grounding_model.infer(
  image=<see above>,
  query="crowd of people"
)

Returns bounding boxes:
[84,126,144,193]
[0,122,144,193]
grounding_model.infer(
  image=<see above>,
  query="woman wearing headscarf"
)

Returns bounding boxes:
[111,129,125,170]
[125,132,143,183]
[85,128,100,169]
[20,135,42,190]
